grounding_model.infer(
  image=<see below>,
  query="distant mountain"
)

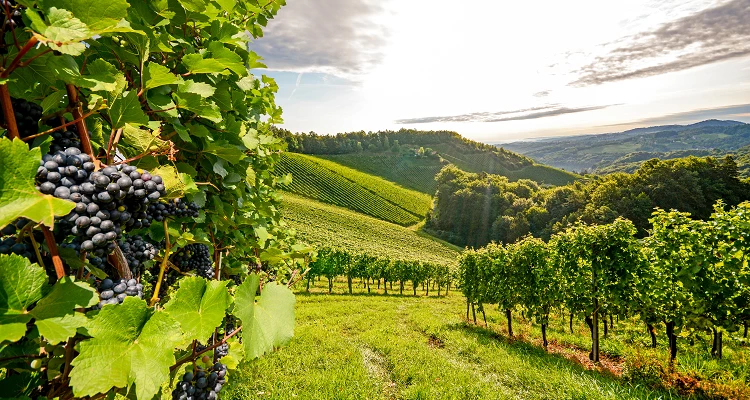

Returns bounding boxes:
[501,120,750,172]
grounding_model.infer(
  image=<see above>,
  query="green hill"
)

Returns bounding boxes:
[318,152,446,194]
[281,192,460,266]
[276,128,580,194]
[275,153,431,226]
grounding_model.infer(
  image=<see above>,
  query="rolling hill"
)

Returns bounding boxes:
[275,153,431,226]
[502,119,750,173]
[276,128,580,194]
[281,192,460,266]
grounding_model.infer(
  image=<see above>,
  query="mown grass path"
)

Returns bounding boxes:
[225,286,672,400]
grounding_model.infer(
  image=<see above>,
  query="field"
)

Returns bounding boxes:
[275,153,430,225]
[281,192,460,266]
[223,281,750,400]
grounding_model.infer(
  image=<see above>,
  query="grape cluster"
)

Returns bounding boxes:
[196,340,229,359]
[59,240,106,270]
[97,278,143,308]
[119,235,158,274]
[0,237,34,259]
[36,148,166,259]
[171,244,214,279]
[172,363,227,400]
[1,0,24,30]
[0,220,40,262]
[45,118,82,153]
[0,97,42,137]
[148,199,200,221]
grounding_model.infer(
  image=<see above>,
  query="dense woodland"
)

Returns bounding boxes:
[273,127,533,170]
[427,155,750,248]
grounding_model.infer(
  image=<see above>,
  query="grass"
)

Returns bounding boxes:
[281,192,460,266]
[224,281,686,400]
[275,153,429,226]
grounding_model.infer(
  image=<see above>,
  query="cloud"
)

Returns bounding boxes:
[600,103,750,129]
[395,104,615,124]
[253,0,389,78]
[533,90,551,98]
[572,0,750,86]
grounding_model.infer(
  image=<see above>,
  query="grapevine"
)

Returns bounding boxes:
[0,1,309,399]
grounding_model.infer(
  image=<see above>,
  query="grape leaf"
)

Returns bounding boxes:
[30,277,98,344]
[206,42,246,76]
[143,62,182,90]
[203,141,245,164]
[0,138,75,228]
[29,7,89,56]
[150,165,198,199]
[233,274,295,359]
[118,123,169,158]
[178,80,215,97]
[109,91,149,128]
[173,92,222,122]
[70,297,182,400]
[40,0,130,31]
[0,254,48,342]
[164,277,231,342]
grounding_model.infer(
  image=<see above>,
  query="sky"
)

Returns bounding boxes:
[252,0,750,142]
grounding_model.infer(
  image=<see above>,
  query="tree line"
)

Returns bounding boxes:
[305,247,454,296]
[272,127,532,169]
[428,155,750,248]
[459,203,750,363]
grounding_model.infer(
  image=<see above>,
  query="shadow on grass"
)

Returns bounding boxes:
[445,322,672,397]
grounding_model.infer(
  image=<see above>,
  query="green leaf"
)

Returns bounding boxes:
[204,141,245,164]
[173,92,221,122]
[233,274,295,359]
[32,8,89,55]
[0,254,48,342]
[164,277,231,342]
[40,90,68,114]
[178,80,215,97]
[143,62,182,90]
[70,297,182,400]
[151,165,198,199]
[118,124,169,158]
[30,276,98,344]
[109,91,149,128]
[177,0,207,12]
[0,138,76,228]
[42,0,130,31]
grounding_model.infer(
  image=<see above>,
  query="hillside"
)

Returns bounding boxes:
[276,128,579,195]
[281,192,460,266]
[502,120,750,173]
[275,153,431,226]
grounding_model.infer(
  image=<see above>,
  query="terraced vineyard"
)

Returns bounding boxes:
[281,193,460,266]
[275,153,431,226]
[319,153,446,194]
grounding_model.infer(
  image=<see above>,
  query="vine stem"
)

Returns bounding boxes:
[21,108,99,142]
[27,228,47,271]
[65,84,95,158]
[42,226,65,280]
[170,326,242,372]
[0,36,38,78]
[150,220,171,306]
[0,84,19,139]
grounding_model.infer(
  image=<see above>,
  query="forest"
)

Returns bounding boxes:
[426,155,750,248]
